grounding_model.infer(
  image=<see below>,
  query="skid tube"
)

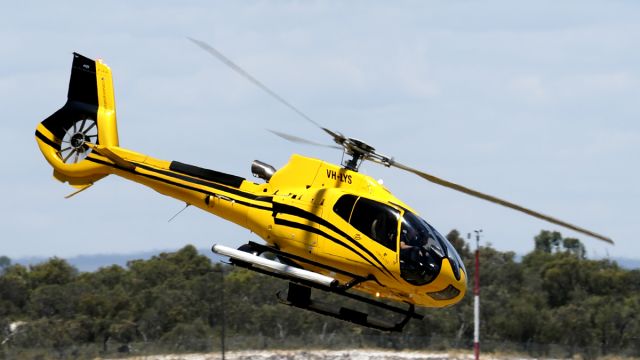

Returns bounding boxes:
[277,282,419,332]
[213,242,423,332]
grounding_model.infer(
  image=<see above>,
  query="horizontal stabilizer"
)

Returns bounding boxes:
[65,183,94,199]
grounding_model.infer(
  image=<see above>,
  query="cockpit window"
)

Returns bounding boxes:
[350,197,399,251]
[333,195,399,251]
[401,215,445,257]
[333,194,357,223]
[399,212,465,285]
[333,195,466,286]
[443,233,465,280]
[400,212,444,285]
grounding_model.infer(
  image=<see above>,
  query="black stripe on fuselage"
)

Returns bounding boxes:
[131,162,270,203]
[272,202,395,279]
[170,161,244,188]
[273,218,388,277]
[35,130,59,149]
[85,156,272,211]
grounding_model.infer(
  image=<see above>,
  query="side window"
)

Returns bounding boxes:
[349,197,399,251]
[333,194,357,223]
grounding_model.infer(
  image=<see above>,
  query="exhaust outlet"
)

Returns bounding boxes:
[251,160,276,182]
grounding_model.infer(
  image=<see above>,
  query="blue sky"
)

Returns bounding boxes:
[1,1,638,260]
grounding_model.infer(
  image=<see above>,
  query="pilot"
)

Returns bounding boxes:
[400,224,418,248]
[400,227,419,261]
[371,213,396,249]
[400,226,436,279]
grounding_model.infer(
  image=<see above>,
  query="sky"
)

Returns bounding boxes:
[1,1,638,261]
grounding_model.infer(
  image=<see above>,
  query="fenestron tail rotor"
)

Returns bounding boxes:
[188,37,613,245]
[59,119,97,164]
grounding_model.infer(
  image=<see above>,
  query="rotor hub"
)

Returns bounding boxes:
[345,138,375,154]
[70,132,88,149]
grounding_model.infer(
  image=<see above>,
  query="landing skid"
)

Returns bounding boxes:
[278,282,419,332]
[212,242,423,332]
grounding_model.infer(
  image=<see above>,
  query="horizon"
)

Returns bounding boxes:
[6,234,639,273]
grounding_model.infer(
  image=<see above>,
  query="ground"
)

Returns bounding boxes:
[101,349,533,360]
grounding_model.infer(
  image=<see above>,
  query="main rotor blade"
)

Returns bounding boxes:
[392,161,614,244]
[189,38,322,127]
[188,37,351,148]
[268,129,342,150]
[187,37,611,244]
[188,38,346,145]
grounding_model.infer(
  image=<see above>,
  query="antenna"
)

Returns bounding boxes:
[168,203,190,222]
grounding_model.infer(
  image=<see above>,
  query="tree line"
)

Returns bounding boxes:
[1,230,639,359]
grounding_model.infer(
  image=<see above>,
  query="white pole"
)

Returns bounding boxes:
[473,230,482,360]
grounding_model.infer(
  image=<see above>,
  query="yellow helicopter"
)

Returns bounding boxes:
[35,40,613,332]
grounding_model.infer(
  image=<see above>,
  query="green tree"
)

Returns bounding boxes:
[29,257,77,288]
[3,238,640,357]
[0,268,29,316]
[562,237,586,259]
[548,301,596,357]
[534,230,562,253]
[0,255,11,273]
[28,284,74,318]
[446,230,471,260]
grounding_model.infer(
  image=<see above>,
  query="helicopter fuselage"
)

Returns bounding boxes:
[35,53,467,313]
[49,142,468,308]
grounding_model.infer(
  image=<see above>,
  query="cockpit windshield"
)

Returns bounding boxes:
[399,212,465,286]
[331,194,466,286]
